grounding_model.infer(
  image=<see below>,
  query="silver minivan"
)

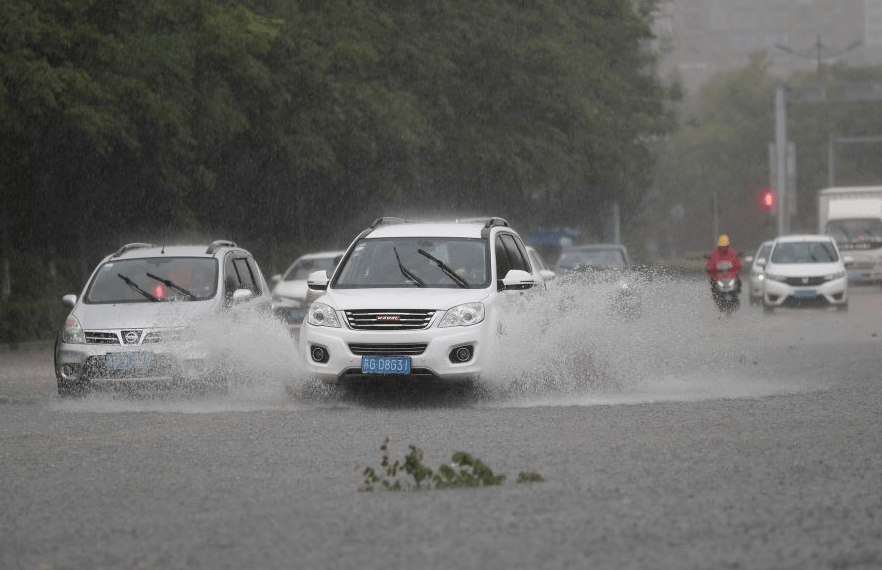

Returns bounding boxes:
[54,241,272,396]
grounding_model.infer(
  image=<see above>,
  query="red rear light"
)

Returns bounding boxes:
[153,284,166,298]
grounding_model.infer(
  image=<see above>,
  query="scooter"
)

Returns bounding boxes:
[710,276,740,313]
[708,260,741,314]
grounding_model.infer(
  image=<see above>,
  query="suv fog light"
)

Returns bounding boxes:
[311,345,329,363]
[449,345,473,363]
[62,364,82,379]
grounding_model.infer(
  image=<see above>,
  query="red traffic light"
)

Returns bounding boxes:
[760,188,778,211]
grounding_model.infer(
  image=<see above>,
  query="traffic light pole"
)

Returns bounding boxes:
[775,84,789,236]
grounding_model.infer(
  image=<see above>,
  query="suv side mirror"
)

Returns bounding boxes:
[232,288,254,303]
[62,294,77,308]
[307,270,329,291]
[499,269,536,291]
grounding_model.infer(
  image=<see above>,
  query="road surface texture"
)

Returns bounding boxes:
[2,279,881,570]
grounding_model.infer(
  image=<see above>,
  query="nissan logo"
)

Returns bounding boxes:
[124,331,139,344]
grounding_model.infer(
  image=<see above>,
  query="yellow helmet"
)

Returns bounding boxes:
[717,235,730,247]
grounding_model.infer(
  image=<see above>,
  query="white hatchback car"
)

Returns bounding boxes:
[298,217,543,386]
[759,234,852,313]
[54,241,272,396]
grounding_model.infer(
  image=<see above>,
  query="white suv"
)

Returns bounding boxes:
[54,241,272,396]
[298,217,543,385]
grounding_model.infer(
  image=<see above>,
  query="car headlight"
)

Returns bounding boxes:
[306,302,340,328]
[824,271,846,281]
[765,273,786,282]
[439,302,485,328]
[62,315,86,344]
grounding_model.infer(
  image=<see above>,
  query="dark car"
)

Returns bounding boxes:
[554,244,642,318]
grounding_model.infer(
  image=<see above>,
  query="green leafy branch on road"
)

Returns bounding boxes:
[360,437,543,492]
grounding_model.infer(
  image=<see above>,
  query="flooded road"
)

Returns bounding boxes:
[2,280,881,569]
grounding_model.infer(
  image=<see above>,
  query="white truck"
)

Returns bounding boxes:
[817,186,882,284]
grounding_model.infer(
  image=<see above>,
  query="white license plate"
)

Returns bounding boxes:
[105,352,154,371]
[361,355,412,374]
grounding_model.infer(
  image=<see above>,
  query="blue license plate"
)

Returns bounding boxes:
[288,308,306,322]
[794,290,817,298]
[106,352,154,371]
[361,355,412,374]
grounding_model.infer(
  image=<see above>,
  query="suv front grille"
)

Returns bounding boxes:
[783,276,826,286]
[349,343,428,356]
[344,309,436,330]
[85,331,122,345]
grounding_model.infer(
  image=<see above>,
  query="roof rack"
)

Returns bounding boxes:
[455,217,510,228]
[206,240,237,254]
[111,243,155,258]
[369,217,407,228]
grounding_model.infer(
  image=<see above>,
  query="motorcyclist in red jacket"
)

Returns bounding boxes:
[706,234,742,290]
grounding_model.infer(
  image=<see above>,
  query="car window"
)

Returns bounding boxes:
[499,233,529,274]
[283,256,340,281]
[86,257,218,303]
[758,244,772,259]
[225,255,260,296]
[333,237,489,289]
[770,241,839,264]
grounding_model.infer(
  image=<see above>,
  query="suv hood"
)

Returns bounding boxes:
[323,287,490,310]
[73,299,220,329]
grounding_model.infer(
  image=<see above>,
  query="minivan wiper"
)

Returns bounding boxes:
[393,248,425,287]
[117,273,160,302]
[418,248,469,288]
[146,272,193,298]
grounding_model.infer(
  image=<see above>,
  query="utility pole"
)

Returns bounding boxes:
[775,35,862,82]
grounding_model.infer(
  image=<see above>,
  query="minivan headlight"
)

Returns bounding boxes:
[439,302,485,328]
[62,315,86,344]
[307,302,340,328]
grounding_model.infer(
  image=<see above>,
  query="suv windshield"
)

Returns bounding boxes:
[86,257,219,303]
[770,241,839,264]
[334,237,489,289]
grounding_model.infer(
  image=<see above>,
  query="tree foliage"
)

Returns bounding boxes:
[2,0,674,293]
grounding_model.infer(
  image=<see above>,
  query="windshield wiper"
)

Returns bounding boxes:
[393,248,425,287]
[117,273,160,302]
[147,272,193,298]
[418,248,469,288]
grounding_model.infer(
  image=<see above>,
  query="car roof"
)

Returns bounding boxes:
[364,218,512,240]
[772,234,835,244]
[106,241,243,261]
[294,250,346,260]
[562,243,627,251]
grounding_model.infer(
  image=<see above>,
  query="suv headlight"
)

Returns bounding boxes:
[306,302,340,328]
[62,315,86,344]
[439,302,485,328]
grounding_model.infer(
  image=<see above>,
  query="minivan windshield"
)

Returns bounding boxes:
[770,241,839,264]
[86,257,218,303]
[334,237,489,289]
